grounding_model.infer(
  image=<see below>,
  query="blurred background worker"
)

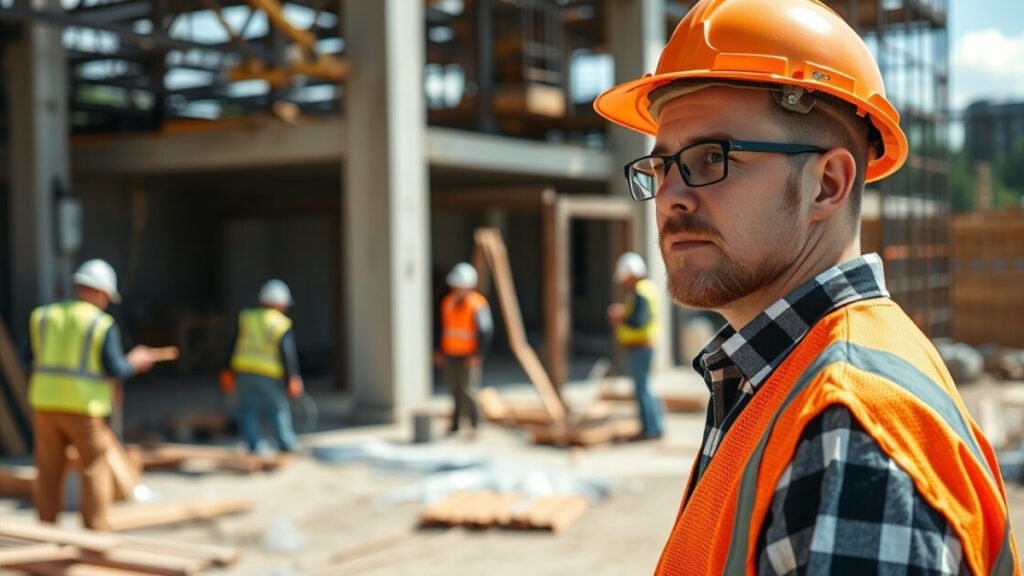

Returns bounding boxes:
[608,252,663,440]
[221,279,302,454]
[436,262,493,437]
[25,259,165,530]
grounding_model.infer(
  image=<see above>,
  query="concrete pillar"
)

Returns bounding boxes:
[4,5,70,340]
[605,0,671,368]
[344,1,430,423]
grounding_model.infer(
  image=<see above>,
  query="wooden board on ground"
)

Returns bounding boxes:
[0,465,36,500]
[135,444,289,474]
[0,521,240,572]
[528,418,642,447]
[598,388,706,413]
[419,491,588,533]
[106,499,254,532]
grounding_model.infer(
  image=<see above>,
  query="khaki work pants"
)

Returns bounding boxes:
[33,410,114,530]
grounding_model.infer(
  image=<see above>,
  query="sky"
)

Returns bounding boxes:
[950,0,1024,111]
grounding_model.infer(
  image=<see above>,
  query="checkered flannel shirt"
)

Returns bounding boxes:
[688,254,969,575]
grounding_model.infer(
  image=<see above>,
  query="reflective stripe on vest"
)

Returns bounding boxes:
[230,308,292,379]
[441,291,487,356]
[616,278,659,347]
[28,301,115,417]
[655,299,1018,576]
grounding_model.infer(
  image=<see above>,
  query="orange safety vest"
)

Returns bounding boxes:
[656,298,1019,576]
[441,291,487,356]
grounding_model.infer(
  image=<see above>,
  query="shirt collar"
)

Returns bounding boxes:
[693,253,889,388]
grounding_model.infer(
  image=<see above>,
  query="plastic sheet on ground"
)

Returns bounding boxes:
[378,462,615,507]
[310,440,488,474]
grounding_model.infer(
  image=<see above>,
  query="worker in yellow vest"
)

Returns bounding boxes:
[608,252,663,439]
[25,259,164,530]
[220,279,302,454]
[436,263,492,437]
[595,0,1018,573]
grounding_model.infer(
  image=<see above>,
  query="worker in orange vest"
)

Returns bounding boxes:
[595,0,1018,573]
[436,263,492,437]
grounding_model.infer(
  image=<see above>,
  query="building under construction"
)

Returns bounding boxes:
[0,0,951,423]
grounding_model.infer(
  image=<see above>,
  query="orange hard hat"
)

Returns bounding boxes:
[593,0,908,183]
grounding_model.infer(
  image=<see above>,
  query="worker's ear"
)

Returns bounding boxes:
[806,147,856,223]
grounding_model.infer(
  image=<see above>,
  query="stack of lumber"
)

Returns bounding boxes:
[597,387,707,413]
[137,444,290,474]
[419,491,589,534]
[478,387,642,447]
[0,521,239,575]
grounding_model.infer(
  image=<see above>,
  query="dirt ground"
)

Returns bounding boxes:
[3,373,1024,576]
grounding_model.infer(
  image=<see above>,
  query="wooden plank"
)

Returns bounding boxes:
[598,389,707,413]
[420,492,473,526]
[114,537,238,568]
[0,313,31,431]
[476,388,510,423]
[475,229,566,424]
[77,549,206,576]
[4,561,158,576]
[0,524,120,553]
[0,522,238,569]
[137,444,285,473]
[0,466,36,500]
[105,500,254,532]
[0,375,27,455]
[0,543,77,566]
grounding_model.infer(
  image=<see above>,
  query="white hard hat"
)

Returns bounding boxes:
[614,252,647,282]
[446,262,477,289]
[259,279,293,307]
[73,259,121,303]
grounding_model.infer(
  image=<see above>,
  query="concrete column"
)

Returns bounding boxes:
[4,5,69,340]
[344,1,430,423]
[605,0,671,368]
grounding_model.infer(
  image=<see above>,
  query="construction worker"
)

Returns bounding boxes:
[221,279,302,454]
[608,252,663,439]
[595,0,1018,573]
[436,263,492,436]
[25,259,164,530]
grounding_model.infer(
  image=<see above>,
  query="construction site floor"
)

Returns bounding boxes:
[4,372,1024,575]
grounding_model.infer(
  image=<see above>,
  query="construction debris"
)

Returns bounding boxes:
[420,491,589,533]
[380,463,613,510]
[0,521,239,574]
[478,386,648,447]
[310,440,487,473]
[933,339,984,384]
[105,499,254,532]
[137,443,291,474]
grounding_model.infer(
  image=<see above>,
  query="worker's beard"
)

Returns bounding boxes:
[661,176,803,311]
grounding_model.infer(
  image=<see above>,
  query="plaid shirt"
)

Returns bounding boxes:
[688,254,969,575]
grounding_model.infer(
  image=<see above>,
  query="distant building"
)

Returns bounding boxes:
[964,100,1024,163]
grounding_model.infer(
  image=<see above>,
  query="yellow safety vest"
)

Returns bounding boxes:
[230,308,292,379]
[616,278,659,347]
[28,300,116,417]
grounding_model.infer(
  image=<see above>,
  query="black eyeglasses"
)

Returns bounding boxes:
[623,139,827,201]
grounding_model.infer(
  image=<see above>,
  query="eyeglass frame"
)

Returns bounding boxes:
[622,139,828,201]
